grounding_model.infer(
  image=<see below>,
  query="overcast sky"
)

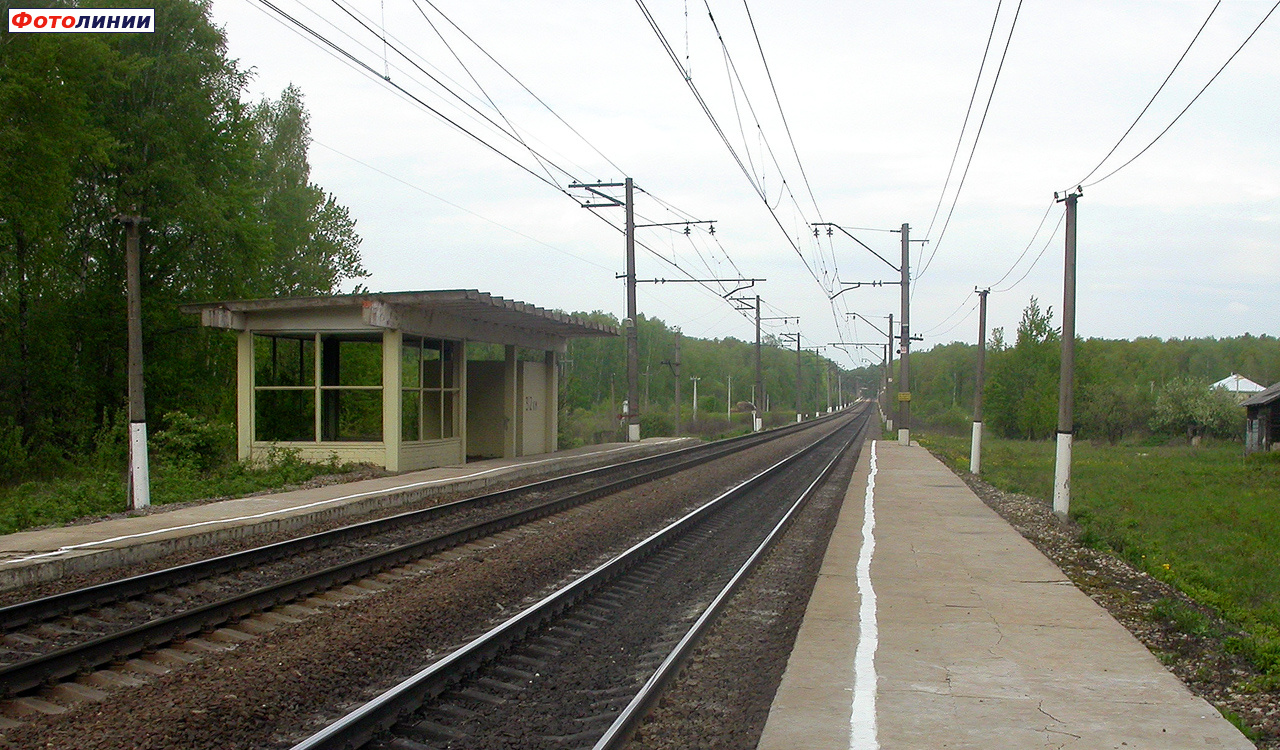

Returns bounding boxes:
[209,0,1279,369]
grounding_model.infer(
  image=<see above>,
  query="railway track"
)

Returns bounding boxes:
[289,408,869,750]
[0,412,848,703]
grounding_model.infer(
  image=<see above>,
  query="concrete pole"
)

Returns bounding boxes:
[1053,192,1080,517]
[673,330,682,436]
[726,375,731,422]
[754,295,763,432]
[897,223,911,446]
[826,362,832,412]
[795,334,803,421]
[885,313,894,431]
[971,288,990,475]
[119,213,150,510]
[624,178,641,442]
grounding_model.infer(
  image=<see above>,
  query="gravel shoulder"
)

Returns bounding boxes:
[0,425,834,750]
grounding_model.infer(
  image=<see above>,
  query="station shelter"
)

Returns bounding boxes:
[182,290,617,472]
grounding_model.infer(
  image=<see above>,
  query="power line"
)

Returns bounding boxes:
[311,140,614,272]
[741,0,824,222]
[1081,0,1280,189]
[985,199,1055,289]
[993,210,1065,294]
[917,0,1026,281]
[923,0,1004,242]
[632,0,828,295]
[1071,1,1221,188]
[255,0,567,192]
[410,0,630,178]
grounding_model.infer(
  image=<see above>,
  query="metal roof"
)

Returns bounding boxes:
[1240,381,1280,408]
[180,289,618,339]
[1212,373,1266,393]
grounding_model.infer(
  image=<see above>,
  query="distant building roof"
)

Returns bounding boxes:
[1212,373,1267,394]
[1240,382,1280,408]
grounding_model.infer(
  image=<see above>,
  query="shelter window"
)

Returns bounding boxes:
[402,337,460,441]
[253,332,383,443]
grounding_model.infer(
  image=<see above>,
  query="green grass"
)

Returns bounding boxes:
[0,451,361,536]
[920,432,1280,677]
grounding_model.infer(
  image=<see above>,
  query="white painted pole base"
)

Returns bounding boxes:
[753,414,762,432]
[897,428,910,446]
[885,418,893,432]
[128,421,151,510]
[627,423,641,443]
[1052,432,1072,518]
[970,421,983,475]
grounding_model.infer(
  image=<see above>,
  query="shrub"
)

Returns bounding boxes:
[151,412,235,474]
[0,419,29,485]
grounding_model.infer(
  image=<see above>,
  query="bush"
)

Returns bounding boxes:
[151,412,235,474]
[640,412,674,437]
[0,419,29,485]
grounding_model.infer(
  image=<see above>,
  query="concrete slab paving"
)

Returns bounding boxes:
[758,440,1254,750]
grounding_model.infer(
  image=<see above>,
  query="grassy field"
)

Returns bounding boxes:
[0,451,362,536]
[921,433,1280,680]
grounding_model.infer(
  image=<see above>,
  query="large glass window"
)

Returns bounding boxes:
[402,337,461,441]
[254,332,383,443]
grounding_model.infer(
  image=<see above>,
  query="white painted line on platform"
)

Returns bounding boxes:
[0,442,663,566]
[850,439,879,750]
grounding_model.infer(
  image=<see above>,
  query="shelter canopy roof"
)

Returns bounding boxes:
[181,289,617,352]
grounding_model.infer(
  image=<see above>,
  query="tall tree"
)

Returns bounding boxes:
[0,0,367,477]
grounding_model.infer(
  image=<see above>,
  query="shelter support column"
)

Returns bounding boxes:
[545,350,558,453]
[236,330,253,461]
[504,345,518,458]
[382,329,402,472]
[458,342,468,463]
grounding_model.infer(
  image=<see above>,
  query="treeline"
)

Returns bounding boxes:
[862,297,1280,443]
[0,0,366,480]
[560,313,859,439]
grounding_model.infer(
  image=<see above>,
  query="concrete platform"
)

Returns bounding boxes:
[0,438,697,593]
[758,440,1254,750]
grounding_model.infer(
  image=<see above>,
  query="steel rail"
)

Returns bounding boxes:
[594,412,867,748]
[0,412,849,697]
[288,409,864,750]
[0,412,829,633]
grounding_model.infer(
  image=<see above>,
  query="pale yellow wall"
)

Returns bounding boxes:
[465,361,506,459]
[520,361,547,455]
[253,442,386,466]
[382,329,402,472]
[237,330,253,461]
[399,438,464,471]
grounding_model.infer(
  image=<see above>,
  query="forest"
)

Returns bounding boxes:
[858,297,1280,444]
[3,0,1272,498]
[0,0,366,483]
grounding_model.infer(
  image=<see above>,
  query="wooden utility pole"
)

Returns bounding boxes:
[897,223,911,445]
[971,288,990,475]
[117,212,150,510]
[1053,189,1081,517]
